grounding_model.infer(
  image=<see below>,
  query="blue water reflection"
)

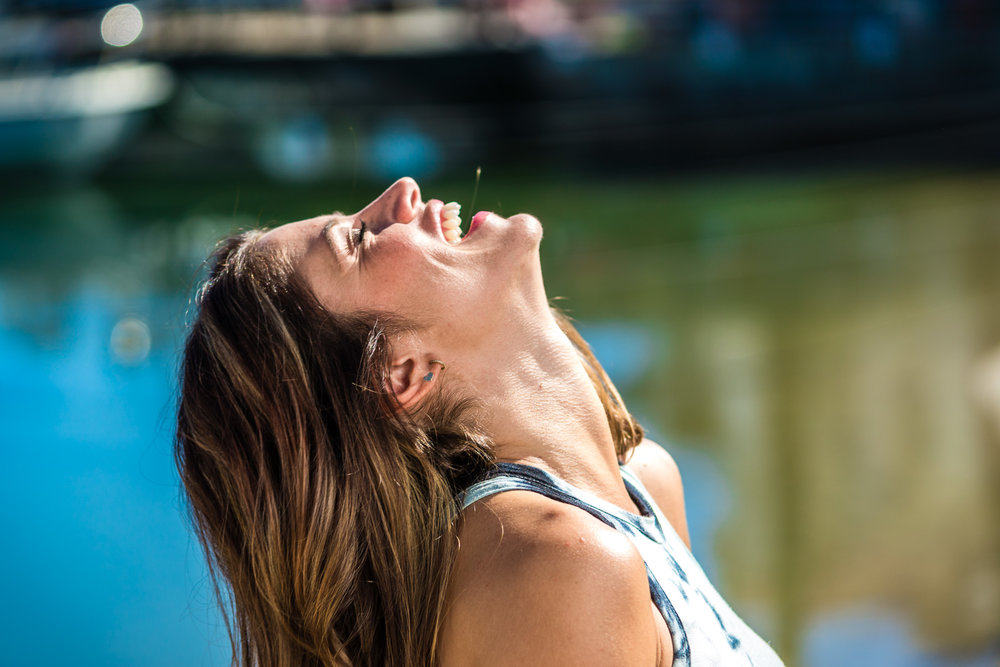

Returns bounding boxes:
[804,607,998,667]
[0,286,227,666]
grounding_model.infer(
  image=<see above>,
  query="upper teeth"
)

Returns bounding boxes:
[442,201,462,243]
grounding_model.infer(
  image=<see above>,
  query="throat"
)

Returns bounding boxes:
[479,328,628,505]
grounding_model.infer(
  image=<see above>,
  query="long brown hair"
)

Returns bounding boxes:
[175,229,643,666]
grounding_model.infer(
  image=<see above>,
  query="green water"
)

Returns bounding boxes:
[2,167,998,665]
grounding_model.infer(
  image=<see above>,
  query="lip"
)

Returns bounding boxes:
[467,211,490,239]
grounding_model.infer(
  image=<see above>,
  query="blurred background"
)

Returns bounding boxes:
[2,0,1000,665]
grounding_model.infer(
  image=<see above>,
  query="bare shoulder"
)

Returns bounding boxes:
[439,490,660,666]
[625,439,691,548]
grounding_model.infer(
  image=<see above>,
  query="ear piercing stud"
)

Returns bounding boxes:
[424,359,446,382]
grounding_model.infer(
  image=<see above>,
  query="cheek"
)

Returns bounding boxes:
[362,245,444,313]
[367,277,415,312]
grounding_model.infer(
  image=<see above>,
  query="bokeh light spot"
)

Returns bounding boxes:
[101,4,143,48]
[370,120,440,180]
[110,317,151,365]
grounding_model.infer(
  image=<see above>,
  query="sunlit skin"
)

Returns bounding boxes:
[260,177,690,665]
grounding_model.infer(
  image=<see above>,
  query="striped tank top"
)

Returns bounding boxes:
[459,462,784,666]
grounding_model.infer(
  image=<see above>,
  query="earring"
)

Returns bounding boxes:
[424,359,446,382]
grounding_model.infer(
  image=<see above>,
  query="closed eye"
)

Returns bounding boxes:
[350,220,367,253]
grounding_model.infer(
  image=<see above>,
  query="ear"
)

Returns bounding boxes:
[386,354,438,411]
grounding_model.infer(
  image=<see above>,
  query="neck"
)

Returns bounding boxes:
[457,311,632,506]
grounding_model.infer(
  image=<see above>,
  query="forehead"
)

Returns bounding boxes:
[258,213,354,311]
[258,215,330,260]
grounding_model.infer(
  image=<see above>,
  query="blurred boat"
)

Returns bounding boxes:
[0,61,173,175]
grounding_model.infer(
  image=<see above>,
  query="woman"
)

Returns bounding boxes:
[176,178,783,666]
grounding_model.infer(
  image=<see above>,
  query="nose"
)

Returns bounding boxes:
[366,177,421,228]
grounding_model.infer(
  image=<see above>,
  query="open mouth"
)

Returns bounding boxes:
[435,202,489,245]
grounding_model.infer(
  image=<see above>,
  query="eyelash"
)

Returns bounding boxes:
[351,220,367,250]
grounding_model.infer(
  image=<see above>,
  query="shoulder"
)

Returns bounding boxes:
[624,439,691,548]
[439,490,660,666]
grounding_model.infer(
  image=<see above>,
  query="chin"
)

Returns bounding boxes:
[510,214,547,303]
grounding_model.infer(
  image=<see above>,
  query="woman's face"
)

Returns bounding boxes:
[259,178,544,352]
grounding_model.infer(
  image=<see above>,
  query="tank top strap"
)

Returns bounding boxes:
[459,462,624,531]
[617,464,660,518]
[458,461,671,538]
